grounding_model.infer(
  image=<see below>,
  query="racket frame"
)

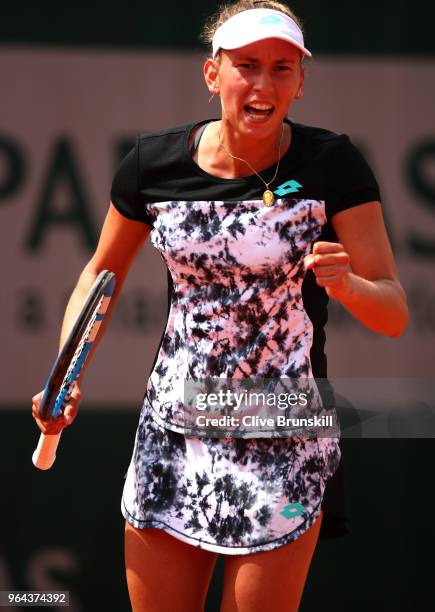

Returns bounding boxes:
[37,270,116,422]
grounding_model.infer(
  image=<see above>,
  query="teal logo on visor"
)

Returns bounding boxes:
[280,503,305,519]
[259,15,284,25]
[274,180,303,196]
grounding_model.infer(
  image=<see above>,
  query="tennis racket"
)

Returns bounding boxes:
[32,270,116,470]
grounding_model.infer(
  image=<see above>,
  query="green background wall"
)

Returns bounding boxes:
[1,0,435,55]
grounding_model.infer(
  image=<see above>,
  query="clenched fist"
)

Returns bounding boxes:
[304,241,351,298]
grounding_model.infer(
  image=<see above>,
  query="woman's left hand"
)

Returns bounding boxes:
[304,241,351,299]
[303,203,408,337]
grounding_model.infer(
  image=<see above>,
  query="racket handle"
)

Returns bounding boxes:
[32,432,62,470]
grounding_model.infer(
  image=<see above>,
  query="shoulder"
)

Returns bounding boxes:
[135,120,211,173]
[291,121,376,186]
[289,122,380,216]
[137,120,212,150]
[291,122,354,160]
[137,121,195,143]
[136,122,192,159]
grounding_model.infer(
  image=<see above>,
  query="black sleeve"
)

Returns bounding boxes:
[325,135,381,219]
[110,136,153,226]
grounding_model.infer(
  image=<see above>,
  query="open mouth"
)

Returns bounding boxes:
[244,103,274,118]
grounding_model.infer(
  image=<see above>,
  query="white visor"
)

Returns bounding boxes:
[212,8,312,59]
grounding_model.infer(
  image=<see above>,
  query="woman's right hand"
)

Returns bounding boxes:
[31,385,82,435]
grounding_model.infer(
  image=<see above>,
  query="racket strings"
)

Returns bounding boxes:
[56,294,106,410]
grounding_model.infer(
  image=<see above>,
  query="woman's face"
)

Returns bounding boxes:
[206,37,304,140]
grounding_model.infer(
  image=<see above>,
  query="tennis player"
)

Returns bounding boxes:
[32,1,408,610]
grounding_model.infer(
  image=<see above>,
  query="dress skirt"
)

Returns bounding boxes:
[121,396,341,555]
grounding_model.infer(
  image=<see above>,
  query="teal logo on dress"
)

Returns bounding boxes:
[274,180,303,196]
[259,15,283,25]
[280,503,305,519]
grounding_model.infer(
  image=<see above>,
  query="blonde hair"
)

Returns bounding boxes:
[200,1,304,49]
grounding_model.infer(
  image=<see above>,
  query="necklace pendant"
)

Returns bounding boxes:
[263,190,275,207]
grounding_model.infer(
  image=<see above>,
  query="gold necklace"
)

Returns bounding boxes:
[218,122,285,207]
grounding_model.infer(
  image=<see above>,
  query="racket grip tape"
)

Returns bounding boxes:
[32,432,62,470]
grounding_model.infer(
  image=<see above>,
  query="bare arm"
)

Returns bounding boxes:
[59,203,151,349]
[32,203,151,433]
[304,201,409,337]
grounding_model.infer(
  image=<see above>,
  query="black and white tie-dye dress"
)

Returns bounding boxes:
[111,119,380,555]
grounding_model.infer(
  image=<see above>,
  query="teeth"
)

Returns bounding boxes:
[249,103,273,110]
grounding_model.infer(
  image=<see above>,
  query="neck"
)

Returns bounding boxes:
[215,120,290,177]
